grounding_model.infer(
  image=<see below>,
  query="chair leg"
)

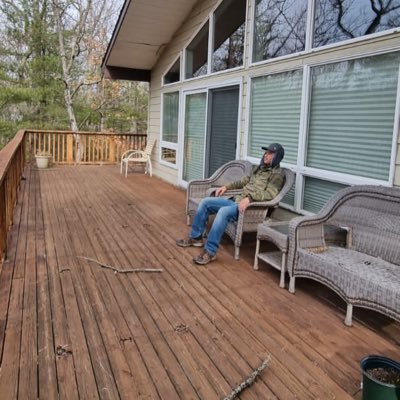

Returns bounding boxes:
[344,304,353,326]
[148,159,152,177]
[125,161,128,177]
[253,239,260,270]
[186,215,191,226]
[289,276,296,293]
[279,252,287,289]
[234,246,240,260]
[120,161,123,174]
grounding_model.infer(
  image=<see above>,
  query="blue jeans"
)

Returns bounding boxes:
[191,197,239,255]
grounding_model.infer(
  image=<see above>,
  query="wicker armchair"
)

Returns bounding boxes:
[186,162,295,260]
[186,160,254,225]
[287,185,400,326]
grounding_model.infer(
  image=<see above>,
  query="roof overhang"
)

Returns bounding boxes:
[102,0,198,82]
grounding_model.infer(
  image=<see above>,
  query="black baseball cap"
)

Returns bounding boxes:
[262,143,280,152]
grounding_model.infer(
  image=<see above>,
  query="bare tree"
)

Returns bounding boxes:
[49,0,120,161]
[314,0,400,47]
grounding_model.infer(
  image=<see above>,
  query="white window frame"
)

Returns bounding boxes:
[250,0,400,68]
[178,78,243,187]
[245,50,400,214]
[161,54,182,87]
[178,88,209,187]
[160,90,181,169]
[182,0,247,83]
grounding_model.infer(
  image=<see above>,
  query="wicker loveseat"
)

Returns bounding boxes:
[287,185,400,326]
[186,160,295,260]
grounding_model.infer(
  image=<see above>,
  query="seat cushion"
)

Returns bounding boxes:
[296,247,400,315]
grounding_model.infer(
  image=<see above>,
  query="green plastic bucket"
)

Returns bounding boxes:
[360,355,400,400]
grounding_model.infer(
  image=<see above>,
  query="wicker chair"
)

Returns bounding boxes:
[120,139,156,177]
[186,162,295,260]
[186,160,254,225]
[287,185,400,326]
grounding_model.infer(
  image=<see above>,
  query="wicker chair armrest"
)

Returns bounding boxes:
[287,215,353,276]
[247,198,281,208]
[287,216,324,276]
[187,180,213,198]
[206,188,243,197]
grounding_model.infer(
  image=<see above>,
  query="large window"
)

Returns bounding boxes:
[184,0,245,80]
[307,53,400,181]
[248,70,303,164]
[212,0,246,72]
[314,0,400,48]
[161,92,179,165]
[163,58,180,85]
[185,22,209,79]
[252,0,307,63]
[248,51,400,213]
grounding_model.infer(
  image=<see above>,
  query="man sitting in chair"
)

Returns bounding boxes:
[176,143,285,265]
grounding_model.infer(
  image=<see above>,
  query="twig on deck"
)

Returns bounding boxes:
[223,357,271,400]
[78,256,163,273]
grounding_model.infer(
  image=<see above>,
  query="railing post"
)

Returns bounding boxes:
[109,137,116,163]
[67,134,74,163]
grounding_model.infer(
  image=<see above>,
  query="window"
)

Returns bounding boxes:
[302,178,348,213]
[248,70,303,164]
[307,53,400,181]
[183,93,207,181]
[163,58,180,85]
[161,92,179,165]
[314,0,400,48]
[212,0,246,72]
[248,52,400,213]
[185,22,209,79]
[161,148,177,164]
[252,0,307,63]
[184,0,246,79]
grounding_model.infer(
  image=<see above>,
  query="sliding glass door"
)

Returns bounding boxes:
[181,85,240,183]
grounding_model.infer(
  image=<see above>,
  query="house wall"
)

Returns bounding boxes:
[147,0,400,200]
[396,136,400,186]
[148,0,224,184]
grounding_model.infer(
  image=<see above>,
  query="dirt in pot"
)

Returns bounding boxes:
[367,367,400,385]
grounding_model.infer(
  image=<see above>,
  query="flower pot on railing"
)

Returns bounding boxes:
[360,355,400,400]
[35,153,52,169]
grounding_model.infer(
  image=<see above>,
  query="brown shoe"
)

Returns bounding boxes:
[192,249,216,265]
[176,237,203,248]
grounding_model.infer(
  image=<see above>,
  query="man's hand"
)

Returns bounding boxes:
[239,197,250,213]
[215,186,227,197]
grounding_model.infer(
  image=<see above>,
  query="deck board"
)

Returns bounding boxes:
[0,164,399,399]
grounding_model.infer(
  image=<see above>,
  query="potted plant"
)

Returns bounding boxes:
[35,152,52,169]
[360,355,400,400]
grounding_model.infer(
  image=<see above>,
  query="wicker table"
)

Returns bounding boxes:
[254,221,289,288]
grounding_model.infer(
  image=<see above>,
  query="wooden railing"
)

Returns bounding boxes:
[0,129,147,262]
[25,130,147,164]
[0,130,25,261]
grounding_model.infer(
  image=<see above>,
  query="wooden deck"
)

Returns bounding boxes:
[0,164,398,400]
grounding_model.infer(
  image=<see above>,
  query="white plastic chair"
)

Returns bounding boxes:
[120,139,156,177]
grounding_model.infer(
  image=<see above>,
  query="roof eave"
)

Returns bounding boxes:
[103,66,151,82]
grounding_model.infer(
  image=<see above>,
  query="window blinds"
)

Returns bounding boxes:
[183,93,207,182]
[307,53,400,180]
[249,70,302,164]
[162,92,179,143]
